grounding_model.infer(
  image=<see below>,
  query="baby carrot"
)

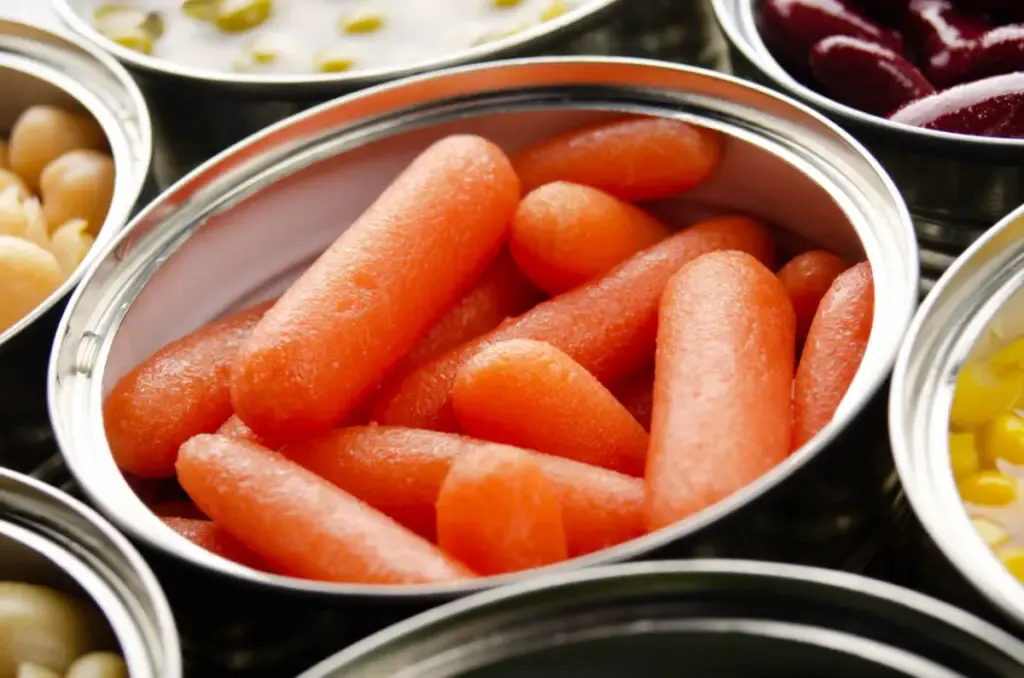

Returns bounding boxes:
[646,250,796,531]
[777,250,849,349]
[613,370,655,431]
[281,426,645,556]
[103,300,273,478]
[512,117,724,202]
[509,182,670,294]
[792,262,873,450]
[161,517,267,570]
[231,135,519,444]
[151,500,207,520]
[176,434,475,584]
[215,414,268,447]
[437,445,568,575]
[452,339,649,476]
[373,215,775,431]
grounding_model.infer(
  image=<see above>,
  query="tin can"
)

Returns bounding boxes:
[709,0,1024,291]
[890,203,1024,630]
[0,18,152,481]
[0,467,181,677]
[299,560,1024,677]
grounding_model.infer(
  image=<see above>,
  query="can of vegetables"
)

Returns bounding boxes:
[711,0,1024,289]
[0,19,152,481]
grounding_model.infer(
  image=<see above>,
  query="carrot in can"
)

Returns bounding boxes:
[777,250,849,350]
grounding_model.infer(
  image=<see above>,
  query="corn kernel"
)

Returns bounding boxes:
[973,517,1011,549]
[110,28,154,55]
[341,11,385,34]
[1001,546,1024,582]
[960,470,1018,506]
[950,432,980,481]
[991,338,1024,372]
[950,362,1024,429]
[314,49,356,73]
[540,0,567,21]
[982,412,1024,466]
[492,0,523,7]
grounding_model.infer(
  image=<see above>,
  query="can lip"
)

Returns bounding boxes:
[0,467,182,678]
[50,56,918,599]
[890,202,1024,631]
[0,17,153,351]
[298,559,1024,677]
[51,0,620,93]
[711,0,1024,156]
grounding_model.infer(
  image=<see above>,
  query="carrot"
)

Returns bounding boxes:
[161,517,267,570]
[103,300,273,478]
[792,262,873,450]
[512,117,723,202]
[777,250,849,349]
[176,434,475,584]
[216,414,267,446]
[231,135,519,445]
[281,426,645,556]
[437,445,567,575]
[509,182,670,294]
[451,339,649,476]
[646,250,796,531]
[373,215,775,432]
[613,370,655,431]
[151,500,207,520]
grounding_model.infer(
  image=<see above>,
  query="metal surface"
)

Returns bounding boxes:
[0,18,152,480]
[299,560,1024,677]
[891,203,1024,632]
[50,57,917,603]
[0,467,181,677]
[710,0,1024,284]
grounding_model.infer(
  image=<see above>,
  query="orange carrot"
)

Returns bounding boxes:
[176,434,475,584]
[216,414,267,446]
[512,117,723,202]
[509,182,670,294]
[162,517,268,570]
[437,445,567,575]
[281,426,645,556]
[373,216,775,432]
[777,250,849,349]
[613,370,655,431]
[792,262,873,450]
[451,339,649,476]
[151,500,207,520]
[231,135,519,444]
[104,300,273,478]
[646,250,796,531]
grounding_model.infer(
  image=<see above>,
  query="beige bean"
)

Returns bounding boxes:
[8,107,105,191]
[65,653,127,678]
[49,219,95,278]
[40,150,115,236]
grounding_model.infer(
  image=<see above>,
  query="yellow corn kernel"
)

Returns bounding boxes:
[950,432,980,481]
[950,362,1023,429]
[960,470,1018,506]
[182,0,217,22]
[314,49,356,73]
[492,0,523,6]
[110,28,154,54]
[973,516,1011,549]
[216,0,272,33]
[1001,546,1024,582]
[540,0,567,21]
[982,412,1024,466]
[341,11,385,34]
[990,338,1024,372]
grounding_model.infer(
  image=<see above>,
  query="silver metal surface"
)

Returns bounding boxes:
[298,560,1024,677]
[891,203,1024,632]
[49,58,918,602]
[0,18,152,479]
[0,467,181,677]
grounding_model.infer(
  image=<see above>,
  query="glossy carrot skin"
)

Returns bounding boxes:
[177,434,475,584]
[777,250,849,350]
[512,117,724,202]
[646,251,796,531]
[282,427,646,556]
[437,445,568,575]
[792,262,874,449]
[452,339,649,476]
[216,414,267,446]
[231,135,519,445]
[613,370,655,431]
[161,517,268,570]
[104,300,273,478]
[374,216,775,432]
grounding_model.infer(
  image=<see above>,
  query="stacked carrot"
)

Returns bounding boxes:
[102,117,874,584]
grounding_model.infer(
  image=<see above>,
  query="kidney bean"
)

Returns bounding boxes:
[853,0,911,25]
[889,72,1024,137]
[907,0,988,88]
[810,35,936,115]
[967,24,1024,81]
[759,0,905,68]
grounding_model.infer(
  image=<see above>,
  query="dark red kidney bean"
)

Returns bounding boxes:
[852,0,911,25]
[967,25,1024,81]
[954,0,1024,23]
[907,0,988,88]
[758,0,904,68]
[889,72,1024,137]
[810,35,936,115]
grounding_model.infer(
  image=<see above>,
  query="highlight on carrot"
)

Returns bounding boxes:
[176,434,476,584]
[373,215,776,432]
[161,516,267,570]
[511,117,724,202]
[216,414,267,446]
[436,445,568,575]
[509,182,671,295]
[777,250,849,349]
[613,370,655,431]
[103,300,273,479]
[231,135,520,445]
[792,262,874,450]
[280,426,646,557]
[646,250,796,531]
[451,339,649,477]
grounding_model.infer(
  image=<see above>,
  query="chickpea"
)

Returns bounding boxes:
[65,653,128,678]
[16,665,60,678]
[0,187,47,248]
[0,582,102,675]
[40,150,115,237]
[8,107,105,191]
[49,219,96,278]
[0,169,28,198]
